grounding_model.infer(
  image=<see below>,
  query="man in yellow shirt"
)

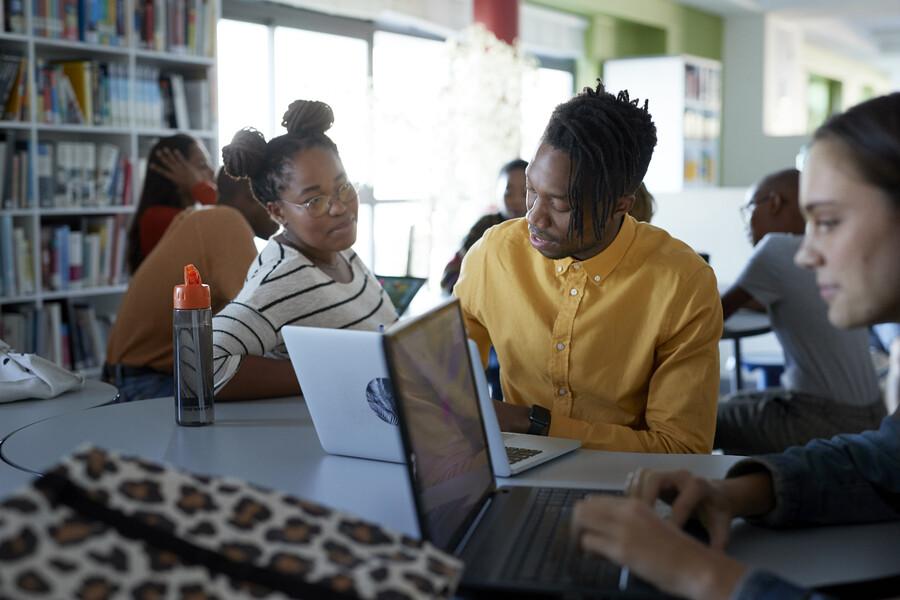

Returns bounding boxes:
[455,82,722,453]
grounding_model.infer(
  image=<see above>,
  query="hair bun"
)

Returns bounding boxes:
[222,128,267,179]
[282,100,334,137]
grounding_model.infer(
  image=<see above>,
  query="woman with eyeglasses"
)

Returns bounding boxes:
[213,100,398,400]
[571,92,900,600]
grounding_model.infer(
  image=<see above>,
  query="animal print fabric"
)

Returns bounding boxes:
[0,445,462,599]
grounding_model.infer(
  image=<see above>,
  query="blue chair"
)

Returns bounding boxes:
[740,353,785,390]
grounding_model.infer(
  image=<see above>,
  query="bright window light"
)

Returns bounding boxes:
[520,67,574,160]
[217,20,272,154]
[274,28,371,185]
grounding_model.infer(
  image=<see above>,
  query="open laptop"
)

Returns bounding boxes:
[466,339,581,477]
[282,324,580,474]
[376,275,427,315]
[382,299,646,596]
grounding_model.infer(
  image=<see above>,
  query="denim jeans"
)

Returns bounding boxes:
[104,365,174,403]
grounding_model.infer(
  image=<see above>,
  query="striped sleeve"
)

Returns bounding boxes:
[212,299,280,392]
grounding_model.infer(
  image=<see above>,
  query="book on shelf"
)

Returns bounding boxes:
[2,139,35,209]
[37,140,132,207]
[0,214,14,296]
[34,59,128,126]
[134,0,214,56]
[5,0,25,33]
[39,215,128,292]
[0,300,113,371]
[29,0,125,44]
[3,55,28,121]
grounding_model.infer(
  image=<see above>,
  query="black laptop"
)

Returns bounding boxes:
[382,299,664,597]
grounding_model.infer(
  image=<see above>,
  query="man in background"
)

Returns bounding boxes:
[717,168,883,454]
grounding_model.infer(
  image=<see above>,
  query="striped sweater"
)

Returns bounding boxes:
[212,239,398,391]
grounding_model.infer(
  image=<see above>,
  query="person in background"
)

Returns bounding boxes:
[126,134,218,273]
[717,168,882,454]
[629,182,655,223]
[455,82,722,453]
[213,100,397,400]
[572,92,900,600]
[104,169,276,402]
[440,158,528,294]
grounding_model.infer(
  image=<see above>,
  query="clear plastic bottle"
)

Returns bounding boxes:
[173,264,214,426]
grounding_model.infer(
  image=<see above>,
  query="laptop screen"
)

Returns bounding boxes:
[376,275,427,316]
[383,300,495,552]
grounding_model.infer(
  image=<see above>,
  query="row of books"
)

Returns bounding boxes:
[0,301,113,371]
[36,59,129,126]
[0,214,129,297]
[136,67,211,130]
[0,138,133,208]
[31,0,126,45]
[2,56,211,130]
[134,0,215,56]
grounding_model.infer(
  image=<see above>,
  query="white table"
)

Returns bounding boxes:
[0,380,118,496]
[3,395,899,590]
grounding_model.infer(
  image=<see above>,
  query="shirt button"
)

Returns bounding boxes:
[572,263,581,270]
[556,342,566,351]
[557,265,564,273]
[558,387,567,396]
[569,288,578,296]
[593,275,601,283]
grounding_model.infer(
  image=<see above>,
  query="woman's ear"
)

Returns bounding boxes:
[266,201,285,225]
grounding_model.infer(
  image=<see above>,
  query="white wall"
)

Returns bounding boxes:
[721,14,808,186]
[652,187,784,376]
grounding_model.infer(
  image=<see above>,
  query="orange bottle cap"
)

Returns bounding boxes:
[173,264,211,309]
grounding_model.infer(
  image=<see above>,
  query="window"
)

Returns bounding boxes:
[520,64,574,160]
[218,13,576,282]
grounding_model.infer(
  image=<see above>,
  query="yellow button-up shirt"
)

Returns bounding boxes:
[455,216,721,453]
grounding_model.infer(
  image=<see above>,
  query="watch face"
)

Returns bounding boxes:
[531,405,550,427]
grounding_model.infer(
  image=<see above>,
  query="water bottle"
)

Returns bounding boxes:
[173,263,214,426]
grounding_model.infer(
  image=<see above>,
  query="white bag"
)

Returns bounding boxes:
[0,339,84,403]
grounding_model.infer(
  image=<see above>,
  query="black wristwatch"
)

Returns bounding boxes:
[527,404,551,436]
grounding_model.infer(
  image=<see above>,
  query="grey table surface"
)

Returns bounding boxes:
[2,395,899,589]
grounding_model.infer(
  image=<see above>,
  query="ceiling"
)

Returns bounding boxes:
[677,0,900,64]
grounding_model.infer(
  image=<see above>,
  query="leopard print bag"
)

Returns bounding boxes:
[0,445,462,599]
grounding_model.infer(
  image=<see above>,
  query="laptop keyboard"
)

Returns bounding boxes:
[501,487,621,586]
[505,446,543,465]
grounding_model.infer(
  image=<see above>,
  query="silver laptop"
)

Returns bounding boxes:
[282,324,579,473]
[466,339,580,476]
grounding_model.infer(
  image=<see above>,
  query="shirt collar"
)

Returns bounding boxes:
[553,215,637,284]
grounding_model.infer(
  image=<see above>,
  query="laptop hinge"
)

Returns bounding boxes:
[453,494,493,556]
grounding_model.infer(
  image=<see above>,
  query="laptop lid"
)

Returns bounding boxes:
[376,275,427,315]
[383,298,496,552]
[282,325,404,463]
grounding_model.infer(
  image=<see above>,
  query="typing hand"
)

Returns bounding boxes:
[571,495,746,600]
[625,468,735,550]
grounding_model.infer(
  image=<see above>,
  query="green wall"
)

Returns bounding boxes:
[529,0,723,88]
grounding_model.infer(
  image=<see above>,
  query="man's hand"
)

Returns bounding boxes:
[571,495,747,600]
[492,400,531,433]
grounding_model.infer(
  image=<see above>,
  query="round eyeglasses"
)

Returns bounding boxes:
[288,181,358,218]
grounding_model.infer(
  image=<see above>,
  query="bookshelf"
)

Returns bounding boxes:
[0,0,218,377]
[603,55,722,193]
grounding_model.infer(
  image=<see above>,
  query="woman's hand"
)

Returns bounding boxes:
[571,495,747,600]
[626,468,737,550]
[150,147,211,201]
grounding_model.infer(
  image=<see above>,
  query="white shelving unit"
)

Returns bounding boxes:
[0,0,218,377]
[604,55,722,193]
